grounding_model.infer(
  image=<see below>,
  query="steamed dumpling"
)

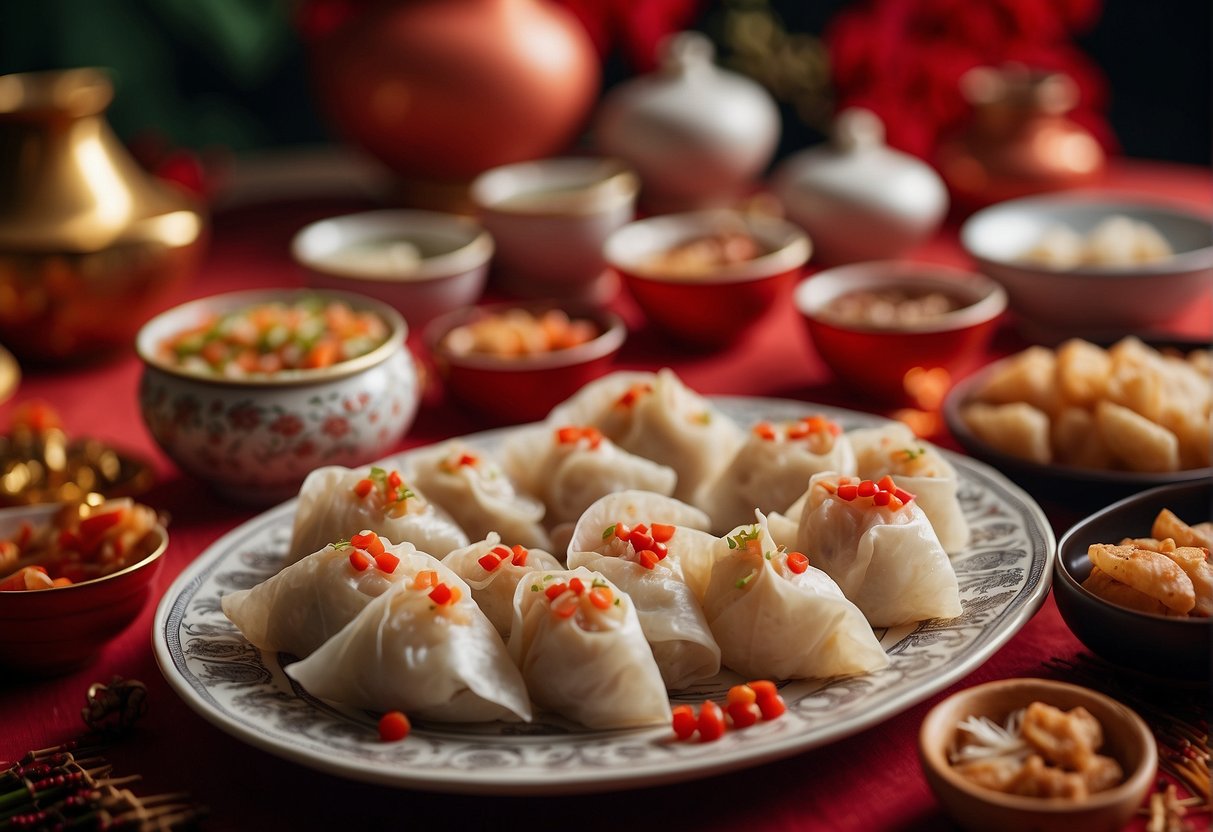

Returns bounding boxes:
[566,490,715,599]
[501,424,676,527]
[508,567,671,729]
[545,369,744,503]
[441,534,563,640]
[222,536,418,658]
[797,472,962,627]
[286,465,468,567]
[409,441,551,550]
[286,552,532,723]
[698,413,857,532]
[702,512,889,680]
[848,423,969,553]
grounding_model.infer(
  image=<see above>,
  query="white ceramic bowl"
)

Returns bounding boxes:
[136,289,419,504]
[961,193,1213,339]
[470,157,638,300]
[291,209,493,330]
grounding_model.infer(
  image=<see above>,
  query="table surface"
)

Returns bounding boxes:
[1,158,1209,831]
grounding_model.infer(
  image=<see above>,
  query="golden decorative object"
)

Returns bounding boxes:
[0,345,17,405]
[0,68,207,362]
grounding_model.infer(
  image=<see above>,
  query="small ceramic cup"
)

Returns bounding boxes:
[470,157,639,301]
[136,288,419,505]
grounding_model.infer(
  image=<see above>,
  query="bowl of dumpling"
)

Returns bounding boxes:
[918,678,1156,832]
[1054,480,1211,680]
[603,210,810,349]
[136,288,420,504]
[961,193,1213,340]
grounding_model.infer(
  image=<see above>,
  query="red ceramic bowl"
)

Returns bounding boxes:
[0,504,169,676]
[603,210,810,349]
[424,301,627,424]
[794,262,1007,405]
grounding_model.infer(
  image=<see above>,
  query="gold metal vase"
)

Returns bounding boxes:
[0,68,207,363]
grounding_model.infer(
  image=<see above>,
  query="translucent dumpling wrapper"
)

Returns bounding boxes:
[701,512,889,680]
[566,547,721,689]
[508,567,671,729]
[441,534,563,640]
[408,441,551,550]
[545,369,744,503]
[698,414,857,532]
[797,471,962,628]
[285,465,469,567]
[567,490,716,599]
[286,553,532,723]
[222,537,418,658]
[501,424,677,527]
[848,423,970,553]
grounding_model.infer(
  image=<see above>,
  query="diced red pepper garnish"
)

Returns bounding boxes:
[615,383,652,408]
[612,522,632,542]
[837,484,858,501]
[589,586,612,609]
[651,523,675,543]
[888,496,904,511]
[756,692,787,720]
[510,545,528,566]
[786,421,810,440]
[387,470,403,490]
[350,530,386,557]
[652,541,669,561]
[748,680,779,700]
[412,570,438,590]
[630,531,655,552]
[374,552,400,574]
[478,552,503,572]
[727,683,757,708]
[637,549,660,570]
[872,491,891,506]
[894,488,915,504]
[568,577,585,595]
[378,711,411,742]
[544,581,568,601]
[752,421,776,441]
[348,549,371,571]
[556,426,582,444]
[877,475,897,492]
[727,701,760,728]
[633,523,649,534]
[697,700,726,742]
[786,551,809,574]
[428,583,453,605]
[672,705,698,740]
[353,478,374,498]
[857,480,877,498]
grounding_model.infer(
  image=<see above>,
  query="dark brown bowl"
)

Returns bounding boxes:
[1054,480,1211,679]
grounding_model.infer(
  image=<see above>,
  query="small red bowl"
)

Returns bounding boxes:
[794,262,1007,405]
[0,504,169,676]
[424,302,627,424]
[604,210,810,349]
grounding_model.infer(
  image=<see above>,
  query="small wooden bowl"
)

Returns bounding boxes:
[919,678,1156,832]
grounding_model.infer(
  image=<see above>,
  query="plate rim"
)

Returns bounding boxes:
[153,396,1056,795]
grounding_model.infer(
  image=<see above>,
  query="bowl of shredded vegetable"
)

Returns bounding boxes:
[0,499,168,676]
[135,289,420,504]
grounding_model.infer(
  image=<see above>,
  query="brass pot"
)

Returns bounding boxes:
[0,68,207,363]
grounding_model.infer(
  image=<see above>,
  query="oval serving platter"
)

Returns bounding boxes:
[153,396,1054,795]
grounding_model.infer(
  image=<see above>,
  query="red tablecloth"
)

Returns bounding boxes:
[1,159,1209,831]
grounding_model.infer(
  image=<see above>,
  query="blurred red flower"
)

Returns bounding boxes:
[825,0,1112,159]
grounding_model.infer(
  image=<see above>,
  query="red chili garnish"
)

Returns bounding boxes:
[510,545,528,566]
[837,484,859,501]
[428,583,453,605]
[378,711,411,742]
[348,549,371,571]
[650,523,675,543]
[478,552,503,572]
[857,480,877,498]
[458,452,478,467]
[544,581,568,601]
[353,478,374,498]
[786,551,809,574]
[374,552,400,574]
[672,705,698,740]
[697,700,726,742]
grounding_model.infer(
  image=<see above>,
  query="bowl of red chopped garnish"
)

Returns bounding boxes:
[0,499,168,676]
[136,289,420,503]
[424,301,626,423]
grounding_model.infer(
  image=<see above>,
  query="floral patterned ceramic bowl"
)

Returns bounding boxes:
[136,289,419,504]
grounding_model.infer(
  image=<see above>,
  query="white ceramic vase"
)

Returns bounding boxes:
[594,32,781,212]
[772,109,949,264]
